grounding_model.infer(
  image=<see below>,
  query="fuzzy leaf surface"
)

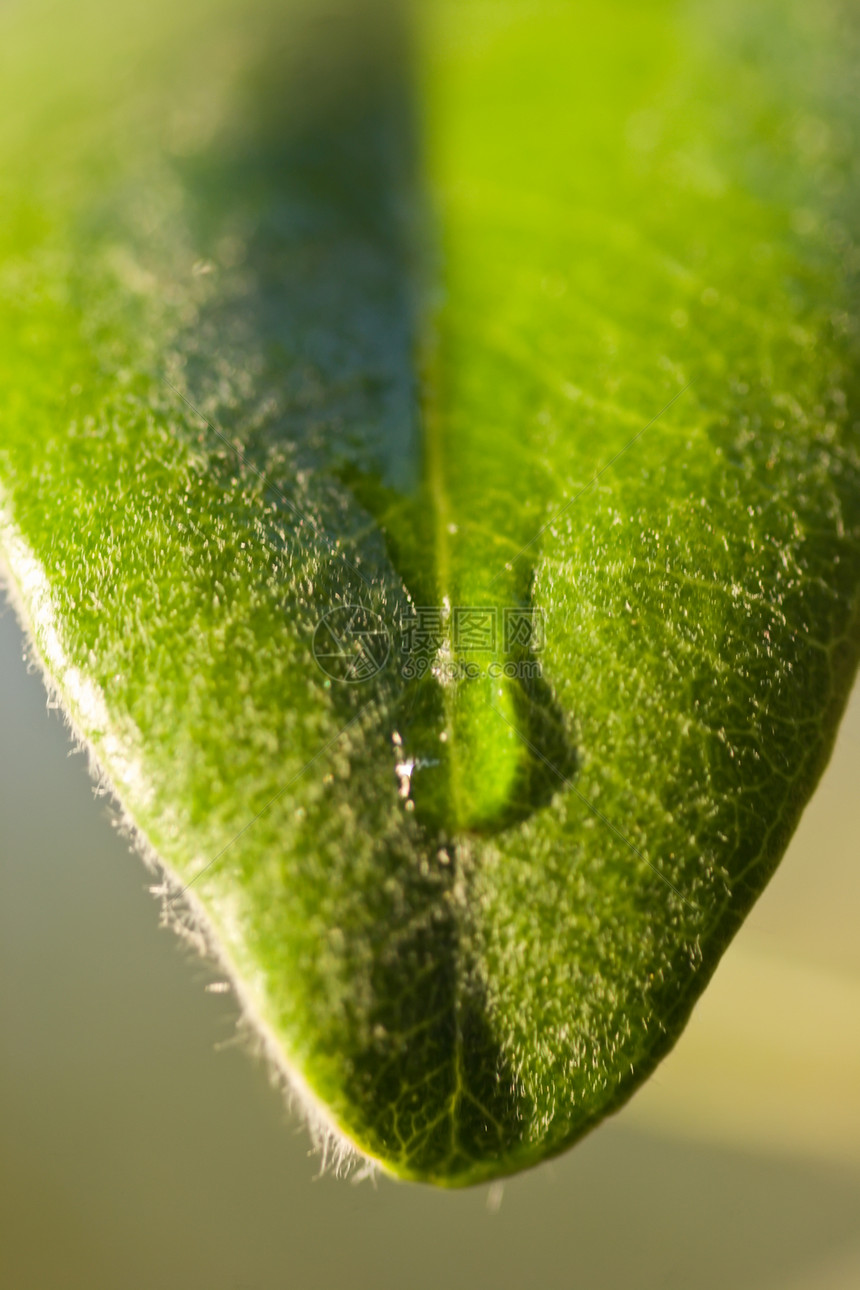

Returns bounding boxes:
[1,0,859,1183]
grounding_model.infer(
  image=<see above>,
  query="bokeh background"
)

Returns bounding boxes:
[1,584,858,1289]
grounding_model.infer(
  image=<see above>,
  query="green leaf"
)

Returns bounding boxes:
[1,0,859,1185]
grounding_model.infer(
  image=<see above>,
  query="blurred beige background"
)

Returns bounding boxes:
[1,590,858,1290]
